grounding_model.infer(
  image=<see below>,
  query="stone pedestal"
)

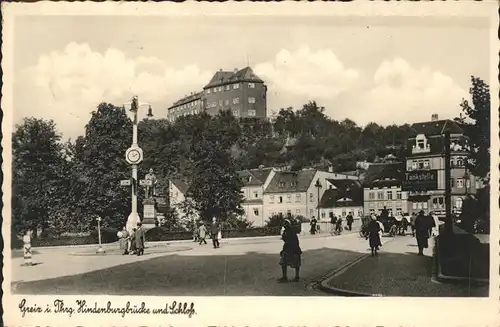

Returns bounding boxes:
[142,198,157,229]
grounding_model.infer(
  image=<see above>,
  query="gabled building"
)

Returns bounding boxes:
[238,167,276,226]
[319,179,364,223]
[363,161,408,217]
[167,66,267,121]
[262,169,359,221]
[168,179,198,220]
[403,114,482,217]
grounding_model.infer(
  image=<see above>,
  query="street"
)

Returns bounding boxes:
[13,232,387,296]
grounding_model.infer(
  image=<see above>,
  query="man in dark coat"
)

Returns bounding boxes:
[211,217,221,249]
[135,223,146,256]
[414,210,433,256]
[278,219,302,282]
[310,216,317,235]
[346,213,354,231]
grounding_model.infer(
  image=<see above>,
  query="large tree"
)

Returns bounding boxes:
[186,115,244,222]
[73,103,133,230]
[12,118,71,236]
[460,76,490,178]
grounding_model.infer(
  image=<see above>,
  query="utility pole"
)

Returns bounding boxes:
[444,131,453,235]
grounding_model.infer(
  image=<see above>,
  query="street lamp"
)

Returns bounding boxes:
[123,96,153,233]
[96,216,105,254]
[315,179,322,221]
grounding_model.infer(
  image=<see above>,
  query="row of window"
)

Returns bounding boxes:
[321,210,363,219]
[206,82,256,94]
[172,99,201,111]
[269,192,319,204]
[408,158,468,170]
[411,197,463,210]
[368,201,404,209]
[206,97,256,109]
[368,190,404,200]
[232,109,256,117]
[369,208,404,216]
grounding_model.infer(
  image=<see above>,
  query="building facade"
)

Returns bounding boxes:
[168,179,199,221]
[167,66,267,121]
[238,168,276,227]
[167,92,204,122]
[319,179,364,227]
[403,115,481,217]
[262,169,359,221]
[363,162,409,217]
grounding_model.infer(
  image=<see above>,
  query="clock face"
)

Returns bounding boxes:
[127,149,141,163]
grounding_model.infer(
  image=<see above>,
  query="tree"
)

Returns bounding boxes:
[73,103,133,230]
[12,118,70,236]
[186,116,244,222]
[459,76,490,179]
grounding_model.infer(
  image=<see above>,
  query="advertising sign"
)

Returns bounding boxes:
[402,170,438,191]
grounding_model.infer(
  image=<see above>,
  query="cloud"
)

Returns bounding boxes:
[15,42,212,139]
[254,46,360,114]
[343,57,468,126]
[15,44,468,139]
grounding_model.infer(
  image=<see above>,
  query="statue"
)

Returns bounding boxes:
[145,168,157,198]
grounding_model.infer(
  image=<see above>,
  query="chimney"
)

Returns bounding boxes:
[431,114,439,121]
[219,68,223,72]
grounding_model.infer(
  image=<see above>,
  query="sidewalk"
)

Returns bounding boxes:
[321,235,489,297]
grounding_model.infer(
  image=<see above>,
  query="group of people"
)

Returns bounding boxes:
[118,222,146,256]
[364,209,437,256]
[194,217,222,249]
[309,213,354,235]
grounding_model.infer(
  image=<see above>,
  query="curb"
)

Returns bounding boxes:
[317,254,376,297]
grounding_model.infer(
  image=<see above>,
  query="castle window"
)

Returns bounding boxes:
[233,83,240,90]
[248,97,256,104]
[248,83,255,88]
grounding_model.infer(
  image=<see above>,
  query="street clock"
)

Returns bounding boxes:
[125,146,144,165]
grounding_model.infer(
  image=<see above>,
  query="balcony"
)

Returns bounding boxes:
[412,144,431,154]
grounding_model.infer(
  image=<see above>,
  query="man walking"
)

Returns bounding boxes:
[135,222,146,256]
[211,217,221,249]
[346,213,354,231]
[198,221,208,245]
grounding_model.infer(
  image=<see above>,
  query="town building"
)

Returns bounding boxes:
[262,168,359,221]
[168,179,198,221]
[167,66,267,121]
[167,92,204,122]
[403,114,482,217]
[318,179,364,226]
[363,160,409,217]
[238,167,276,227]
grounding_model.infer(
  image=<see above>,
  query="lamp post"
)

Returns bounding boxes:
[123,96,153,233]
[96,216,105,254]
[315,179,322,221]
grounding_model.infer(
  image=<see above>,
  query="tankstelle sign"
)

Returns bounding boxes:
[402,170,438,191]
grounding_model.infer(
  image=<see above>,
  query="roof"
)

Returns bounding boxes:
[320,179,363,209]
[168,91,203,109]
[409,119,464,137]
[264,169,317,194]
[204,67,264,89]
[405,134,469,157]
[170,179,189,194]
[239,167,273,187]
[363,163,405,188]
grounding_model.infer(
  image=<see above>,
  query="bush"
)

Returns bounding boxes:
[146,226,281,242]
[90,227,119,244]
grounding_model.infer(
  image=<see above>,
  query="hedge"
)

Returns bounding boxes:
[145,226,281,242]
[13,226,282,248]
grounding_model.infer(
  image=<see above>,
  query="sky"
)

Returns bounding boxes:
[12,14,491,140]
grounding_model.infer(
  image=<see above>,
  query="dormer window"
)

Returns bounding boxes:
[279,182,285,188]
[412,134,430,154]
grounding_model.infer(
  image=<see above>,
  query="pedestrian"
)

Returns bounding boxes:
[335,216,343,234]
[410,212,417,237]
[211,217,221,249]
[129,228,137,255]
[310,216,317,235]
[198,221,208,245]
[278,219,302,283]
[366,215,382,256]
[346,213,354,231]
[118,226,129,255]
[414,210,433,256]
[135,223,146,256]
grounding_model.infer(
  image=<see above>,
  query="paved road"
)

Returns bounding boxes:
[12,232,379,296]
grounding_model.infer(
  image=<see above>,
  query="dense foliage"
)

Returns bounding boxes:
[12,76,490,240]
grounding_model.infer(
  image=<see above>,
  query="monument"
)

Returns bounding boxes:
[141,168,158,227]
